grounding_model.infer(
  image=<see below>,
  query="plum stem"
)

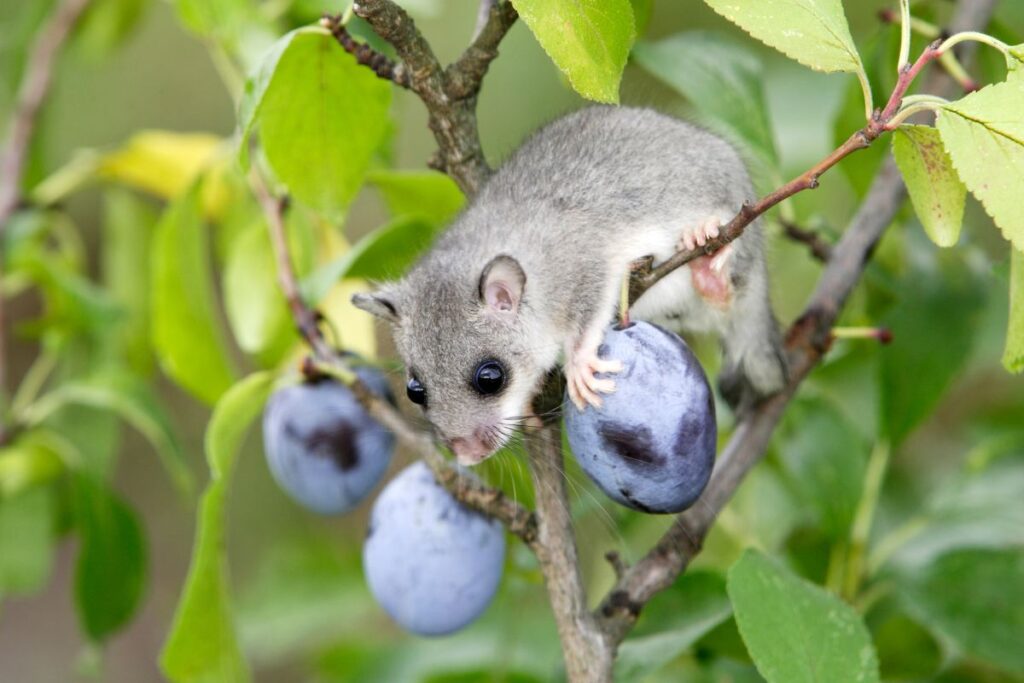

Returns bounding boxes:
[618,271,631,328]
[831,326,894,344]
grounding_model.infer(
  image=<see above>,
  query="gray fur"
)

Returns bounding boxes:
[354,106,786,445]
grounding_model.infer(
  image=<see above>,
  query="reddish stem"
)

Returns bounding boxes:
[631,39,945,301]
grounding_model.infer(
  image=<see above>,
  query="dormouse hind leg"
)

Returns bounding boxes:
[678,216,787,410]
[718,273,788,411]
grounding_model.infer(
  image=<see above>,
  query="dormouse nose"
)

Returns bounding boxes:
[448,432,492,466]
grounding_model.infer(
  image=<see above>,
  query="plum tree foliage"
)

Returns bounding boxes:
[0,0,1023,681]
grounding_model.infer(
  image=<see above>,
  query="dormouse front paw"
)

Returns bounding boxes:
[565,346,623,411]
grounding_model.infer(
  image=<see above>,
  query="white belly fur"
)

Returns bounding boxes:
[613,217,730,335]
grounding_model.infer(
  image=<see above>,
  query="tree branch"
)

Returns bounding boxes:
[628,38,949,303]
[446,0,518,99]
[528,424,612,682]
[251,173,537,547]
[0,0,91,422]
[321,14,411,89]
[780,219,833,262]
[601,0,997,649]
[347,0,518,195]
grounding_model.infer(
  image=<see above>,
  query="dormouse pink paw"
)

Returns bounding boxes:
[566,350,623,411]
[678,217,722,253]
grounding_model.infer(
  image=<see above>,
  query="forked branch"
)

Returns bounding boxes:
[325,0,518,194]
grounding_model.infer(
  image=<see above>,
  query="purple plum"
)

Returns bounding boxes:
[565,321,716,513]
[363,461,505,636]
[262,366,395,515]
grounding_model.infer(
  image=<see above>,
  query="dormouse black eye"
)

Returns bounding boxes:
[406,377,427,406]
[473,360,506,395]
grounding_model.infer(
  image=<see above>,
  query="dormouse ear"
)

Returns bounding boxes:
[351,289,401,324]
[479,254,525,315]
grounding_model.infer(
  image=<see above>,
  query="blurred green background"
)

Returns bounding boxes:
[1,0,1022,681]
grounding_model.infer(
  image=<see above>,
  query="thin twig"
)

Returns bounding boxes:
[250,175,334,362]
[879,6,981,91]
[320,14,411,88]
[0,0,91,422]
[605,550,629,581]
[629,39,948,303]
[780,219,833,262]
[446,0,518,99]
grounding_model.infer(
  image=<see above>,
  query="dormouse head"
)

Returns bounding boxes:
[352,254,558,466]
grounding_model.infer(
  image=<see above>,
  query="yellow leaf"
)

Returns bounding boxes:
[322,278,377,360]
[317,226,376,359]
[100,131,224,202]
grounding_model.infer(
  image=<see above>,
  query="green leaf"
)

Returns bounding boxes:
[1007,45,1024,83]
[366,170,465,225]
[237,29,293,170]
[173,0,250,41]
[0,487,55,599]
[160,372,275,683]
[632,32,778,176]
[10,244,121,334]
[892,125,966,248]
[102,188,156,374]
[879,258,984,446]
[511,0,635,103]
[615,571,733,680]
[25,373,192,495]
[0,433,64,497]
[884,458,1024,571]
[151,184,237,404]
[1004,248,1024,373]
[719,464,804,554]
[222,221,292,364]
[778,400,868,539]
[241,28,392,212]
[937,79,1024,251]
[872,614,942,681]
[73,475,147,642]
[900,549,1024,673]
[630,0,654,36]
[236,539,373,665]
[424,673,544,683]
[728,549,880,683]
[301,216,440,304]
[703,0,864,75]
[75,0,147,56]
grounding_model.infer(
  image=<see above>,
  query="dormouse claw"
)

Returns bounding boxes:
[678,217,722,252]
